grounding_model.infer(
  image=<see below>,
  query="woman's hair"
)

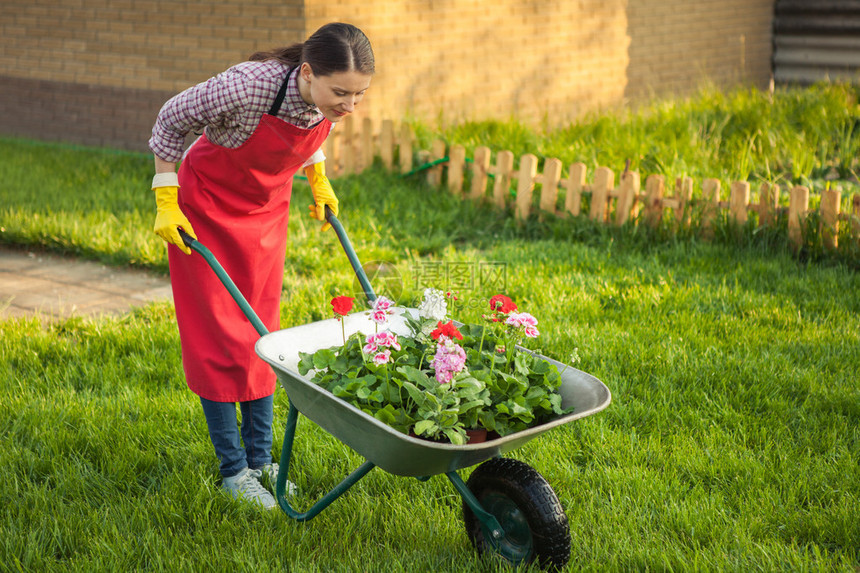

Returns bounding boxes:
[249,22,374,76]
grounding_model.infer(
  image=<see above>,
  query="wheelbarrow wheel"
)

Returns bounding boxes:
[462,457,570,571]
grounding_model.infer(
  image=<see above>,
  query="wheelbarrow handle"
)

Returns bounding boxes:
[324,206,377,303]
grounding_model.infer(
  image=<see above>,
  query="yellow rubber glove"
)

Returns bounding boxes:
[304,162,339,232]
[153,178,196,255]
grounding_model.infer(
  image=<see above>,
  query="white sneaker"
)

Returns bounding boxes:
[222,467,276,510]
[256,463,297,497]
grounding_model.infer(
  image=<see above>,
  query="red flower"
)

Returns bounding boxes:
[489,294,517,314]
[331,296,355,318]
[431,320,463,341]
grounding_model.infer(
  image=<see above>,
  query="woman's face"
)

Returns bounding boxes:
[300,63,372,123]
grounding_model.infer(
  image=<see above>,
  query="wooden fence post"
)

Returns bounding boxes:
[643,174,664,228]
[820,186,841,250]
[515,154,538,220]
[492,151,514,209]
[701,178,722,238]
[675,176,693,227]
[469,146,491,202]
[614,171,640,226]
[564,163,587,216]
[447,144,466,197]
[589,167,614,222]
[399,123,413,175]
[324,129,340,177]
[730,181,751,225]
[788,185,809,251]
[538,158,563,217]
[758,182,780,227]
[853,192,860,246]
[427,140,446,187]
[380,119,394,170]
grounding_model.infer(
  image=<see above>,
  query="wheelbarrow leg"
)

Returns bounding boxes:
[275,402,376,521]
[446,471,505,540]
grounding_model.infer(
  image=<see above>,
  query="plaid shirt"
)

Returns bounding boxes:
[149,60,327,164]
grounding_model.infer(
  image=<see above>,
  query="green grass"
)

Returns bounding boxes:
[1,84,859,571]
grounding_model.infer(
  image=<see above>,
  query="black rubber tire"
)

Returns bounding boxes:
[462,457,570,571]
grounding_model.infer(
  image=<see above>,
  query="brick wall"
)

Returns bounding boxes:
[626,0,774,100]
[0,0,774,153]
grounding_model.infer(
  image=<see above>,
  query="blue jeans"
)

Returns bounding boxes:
[199,394,274,478]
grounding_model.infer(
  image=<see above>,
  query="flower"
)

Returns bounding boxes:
[368,296,395,326]
[374,296,394,311]
[505,312,540,338]
[372,349,392,366]
[418,288,447,321]
[331,296,355,319]
[363,331,401,354]
[431,320,463,341]
[429,339,467,384]
[489,294,517,314]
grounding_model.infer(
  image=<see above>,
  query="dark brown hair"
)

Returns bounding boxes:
[249,22,374,76]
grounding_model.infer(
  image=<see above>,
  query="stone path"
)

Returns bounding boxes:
[0,246,172,321]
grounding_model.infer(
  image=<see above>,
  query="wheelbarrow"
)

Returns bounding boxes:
[178,210,611,570]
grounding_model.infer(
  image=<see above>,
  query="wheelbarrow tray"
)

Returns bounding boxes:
[256,307,611,478]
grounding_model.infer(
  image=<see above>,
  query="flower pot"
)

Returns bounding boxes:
[465,428,488,444]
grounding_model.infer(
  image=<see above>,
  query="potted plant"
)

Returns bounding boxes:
[297,290,572,445]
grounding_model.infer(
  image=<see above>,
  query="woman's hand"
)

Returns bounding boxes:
[304,161,339,232]
[152,169,196,255]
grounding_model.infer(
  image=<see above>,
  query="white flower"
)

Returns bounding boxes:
[418,288,447,321]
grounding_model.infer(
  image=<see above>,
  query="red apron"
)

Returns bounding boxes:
[171,70,331,402]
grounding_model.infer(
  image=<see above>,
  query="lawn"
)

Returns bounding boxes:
[1,84,859,571]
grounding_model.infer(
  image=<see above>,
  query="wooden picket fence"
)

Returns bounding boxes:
[324,116,860,252]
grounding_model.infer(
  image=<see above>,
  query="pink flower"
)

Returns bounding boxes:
[373,296,394,311]
[371,310,389,324]
[363,338,378,354]
[364,331,401,354]
[372,349,391,365]
[429,339,467,384]
[368,296,395,326]
[374,331,401,350]
[505,312,538,328]
[504,312,540,338]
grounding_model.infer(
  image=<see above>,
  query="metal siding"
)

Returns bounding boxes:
[773,0,860,83]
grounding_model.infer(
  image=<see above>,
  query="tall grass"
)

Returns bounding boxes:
[1,84,859,571]
[418,82,860,193]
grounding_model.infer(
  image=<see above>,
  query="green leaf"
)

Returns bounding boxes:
[330,352,351,374]
[413,420,437,436]
[443,428,467,445]
[312,348,337,370]
[356,386,372,400]
[403,381,433,408]
[514,351,532,375]
[374,405,397,425]
[298,352,316,376]
[396,365,433,388]
[458,399,486,413]
[531,358,551,375]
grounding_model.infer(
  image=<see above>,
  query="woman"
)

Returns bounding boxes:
[148,23,374,509]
